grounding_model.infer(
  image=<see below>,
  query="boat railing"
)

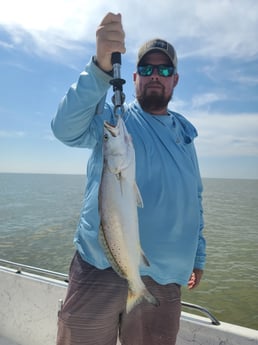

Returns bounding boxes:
[0,258,220,325]
[181,301,220,325]
[0,258,68,282]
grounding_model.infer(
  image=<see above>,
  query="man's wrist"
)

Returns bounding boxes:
[92,56,113,76]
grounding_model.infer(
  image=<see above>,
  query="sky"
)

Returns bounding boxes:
[0,0,258,179]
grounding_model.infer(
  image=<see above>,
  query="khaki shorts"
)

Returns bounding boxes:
[57,252,181,345]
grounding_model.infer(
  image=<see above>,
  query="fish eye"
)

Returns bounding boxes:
[103,133,109,141]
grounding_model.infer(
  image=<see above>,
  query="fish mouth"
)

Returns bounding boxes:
[104,121,116,129]
[104,119,121,137]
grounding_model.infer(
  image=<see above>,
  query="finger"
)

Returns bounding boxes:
[187,272,196,289]
[97,27,125,45]
[99,12,122,26]
[96,13,125,54]
[97,31,125,54]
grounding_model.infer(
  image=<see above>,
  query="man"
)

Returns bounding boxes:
[52,12,206,345]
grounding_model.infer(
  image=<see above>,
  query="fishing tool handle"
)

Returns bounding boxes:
[111,52,122,67]
[110,52,126,116]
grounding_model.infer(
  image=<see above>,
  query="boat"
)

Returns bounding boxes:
[0,259,257,345]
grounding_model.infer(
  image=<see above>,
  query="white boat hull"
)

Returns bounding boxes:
[0,265,257,345]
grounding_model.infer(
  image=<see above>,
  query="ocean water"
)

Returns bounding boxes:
[0,173,257,330]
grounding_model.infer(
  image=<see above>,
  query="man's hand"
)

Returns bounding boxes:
[96,12,126,72]
[188,269,203,290]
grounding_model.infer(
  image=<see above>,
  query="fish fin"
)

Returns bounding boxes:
[140,249,150,267]
[134,182,144,208]
[126,287,160,314]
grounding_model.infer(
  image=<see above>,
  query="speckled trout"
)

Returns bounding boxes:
[98,116,159,313]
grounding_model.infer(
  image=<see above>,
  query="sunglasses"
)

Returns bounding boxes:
[137,64,175,77]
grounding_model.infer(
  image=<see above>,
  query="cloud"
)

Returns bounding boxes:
[171,89,258,159]
[0,39,13,49]
[227,69,258,87]
[0,0,257,62]
[191,92,227,109]
[190,112,258,157]
[0,130,26,138]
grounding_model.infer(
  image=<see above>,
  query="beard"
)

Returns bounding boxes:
[136,82,172,113]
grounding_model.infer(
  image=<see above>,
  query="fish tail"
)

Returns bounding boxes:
[126,287,160,313]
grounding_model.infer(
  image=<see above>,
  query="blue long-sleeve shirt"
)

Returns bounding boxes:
[51,58,206,286]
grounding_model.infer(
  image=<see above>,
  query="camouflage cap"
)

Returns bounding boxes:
[137,38,178,72]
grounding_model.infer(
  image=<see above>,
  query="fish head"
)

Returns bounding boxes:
[102,117,133,174]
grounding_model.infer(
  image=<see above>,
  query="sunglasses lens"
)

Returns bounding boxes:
[138,65,174,77]
[138,65,153,76]
[159,66,174,77]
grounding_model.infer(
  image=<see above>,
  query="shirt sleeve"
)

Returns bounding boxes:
[194,206,206,270]
[193,151,206,270]
[51,58,112,148]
